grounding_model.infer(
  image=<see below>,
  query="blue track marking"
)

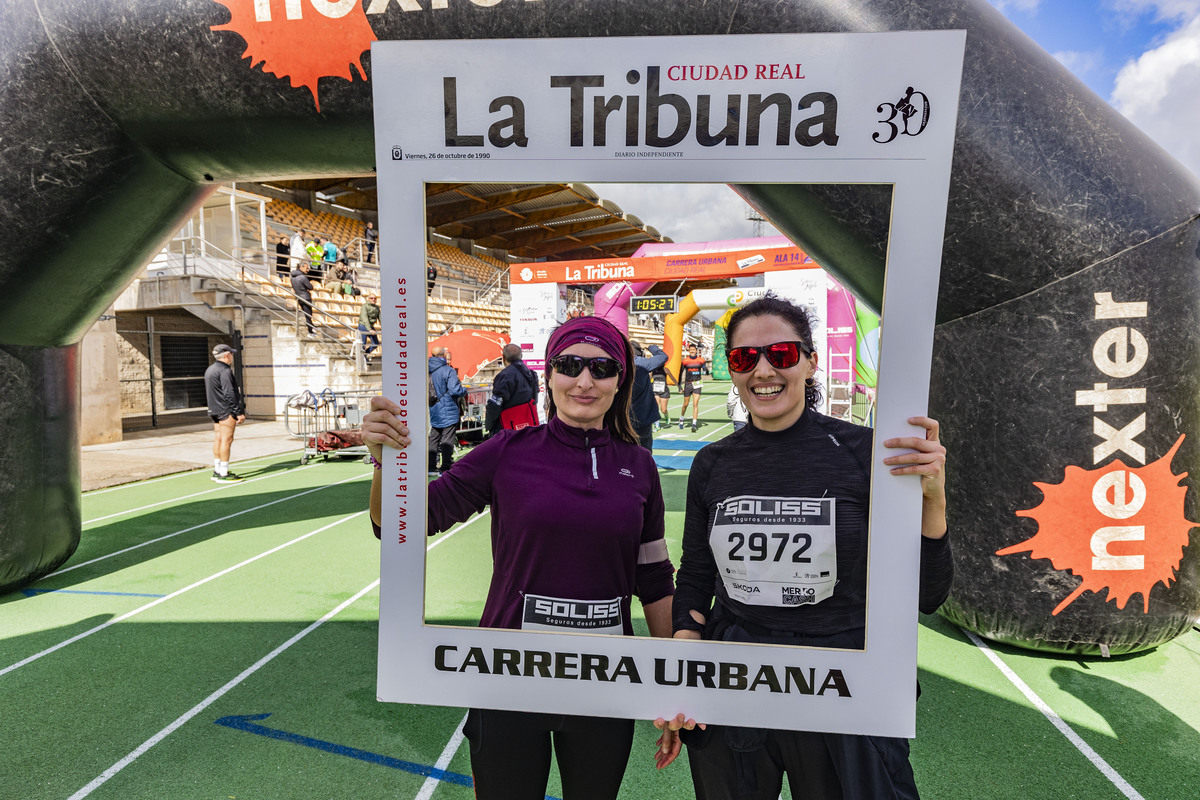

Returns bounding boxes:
[651,440,708,451]
[216,714,473,786]
[653,455,695,470]
[215,713,563,800]
[20,588,166,598]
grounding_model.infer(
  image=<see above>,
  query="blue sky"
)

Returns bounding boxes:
[993,0,1177,99]
[601,2,1200,244]
[992,0,1200,179]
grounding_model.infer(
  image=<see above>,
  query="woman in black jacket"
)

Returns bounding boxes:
[662,294,952,799]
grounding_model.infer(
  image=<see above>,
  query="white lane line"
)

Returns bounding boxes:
[665,395,731,455]
[964,629,1145,800]
[84,463,322,525]
[66,577,380,800]
[1,511,367,678]
[83,451,303,496]
[52,473,369,579]
[427,511,489,553]
[414,713,470,800]
[412,516,489,797]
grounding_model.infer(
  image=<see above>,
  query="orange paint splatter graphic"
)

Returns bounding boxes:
[998,436,1195,615]
[211,0,376,111]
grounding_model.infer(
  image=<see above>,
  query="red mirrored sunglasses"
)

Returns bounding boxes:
[727,341,812,373]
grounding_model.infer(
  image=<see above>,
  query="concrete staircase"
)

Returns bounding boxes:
[116,272,381,421]
[242,314,381,421]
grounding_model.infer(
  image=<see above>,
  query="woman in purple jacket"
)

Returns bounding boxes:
[364,315,675,800]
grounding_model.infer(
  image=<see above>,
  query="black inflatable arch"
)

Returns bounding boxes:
[4,0,1198,654]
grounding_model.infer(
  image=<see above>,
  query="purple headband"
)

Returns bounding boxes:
[545,316,631,387]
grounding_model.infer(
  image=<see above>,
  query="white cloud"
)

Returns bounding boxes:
[1110,0,1200,23]
[1052,49,1103,77]
[1110,14,1200,176]
[592,183,779,245]
[989,0,1043,14]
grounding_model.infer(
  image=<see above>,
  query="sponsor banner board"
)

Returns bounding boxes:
[511,245,816,285]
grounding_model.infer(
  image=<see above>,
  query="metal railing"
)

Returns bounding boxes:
[345,235,378,266]
[476,264,511,304]
[427,279,514,336]
[428,256,512,304]
[150,237,372,368]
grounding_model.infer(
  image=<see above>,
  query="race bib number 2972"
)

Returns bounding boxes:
[710,496,837,607]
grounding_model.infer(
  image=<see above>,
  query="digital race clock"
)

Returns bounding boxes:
[631,295,677,314]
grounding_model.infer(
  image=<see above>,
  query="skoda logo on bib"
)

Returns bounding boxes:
[710,495,838,606]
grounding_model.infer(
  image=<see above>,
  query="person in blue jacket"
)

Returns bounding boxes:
[428,346,466,474]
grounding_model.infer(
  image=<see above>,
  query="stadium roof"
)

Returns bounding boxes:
[267,179,672,261]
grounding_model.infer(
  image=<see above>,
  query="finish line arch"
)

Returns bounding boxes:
[3,0,1199,654]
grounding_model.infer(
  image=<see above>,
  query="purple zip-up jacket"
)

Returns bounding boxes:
[429,416,674,635]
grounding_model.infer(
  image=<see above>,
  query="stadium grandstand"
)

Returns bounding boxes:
[82,179,727,444]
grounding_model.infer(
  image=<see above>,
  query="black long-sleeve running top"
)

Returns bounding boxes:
[672,406,953,638]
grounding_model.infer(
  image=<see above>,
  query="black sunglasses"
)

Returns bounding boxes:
[550,354,623,380]
[727,341,812,373]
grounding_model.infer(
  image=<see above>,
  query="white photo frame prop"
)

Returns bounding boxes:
[372,32,965,738]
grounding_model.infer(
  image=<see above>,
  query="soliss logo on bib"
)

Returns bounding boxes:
[522,594,624,634]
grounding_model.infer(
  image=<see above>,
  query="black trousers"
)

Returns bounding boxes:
[635,425,654,452]
[463,708,634,800]
[296,295,314,333]
[686,726,918,800]
[686,618,920,800]
[429,424,457,471]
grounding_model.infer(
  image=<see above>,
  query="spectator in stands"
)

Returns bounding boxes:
[485,344,540,435]
[429,346,466,474]
[631,341,669,451]
[427,263,437,296]
[359,293,381,357]
[333,260,357,296]
[365,221,378,263]
[290,260,316,336]
[290,228,307,270]
[305,238,325,280]
[321,236,339,276]
[274,235,290,278]
[205,343,246,483]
